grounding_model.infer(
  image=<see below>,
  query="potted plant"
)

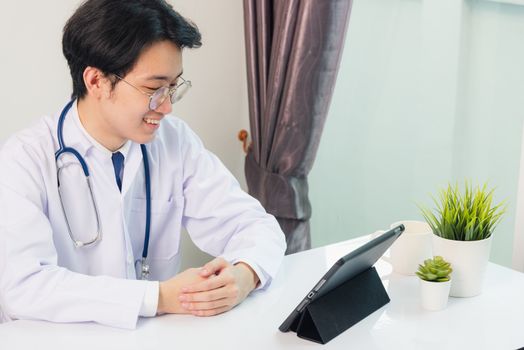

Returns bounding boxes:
[420,182,506,297]
[417,256,452,311]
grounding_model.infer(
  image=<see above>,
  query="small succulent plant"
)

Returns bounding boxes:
[416,256,452,282]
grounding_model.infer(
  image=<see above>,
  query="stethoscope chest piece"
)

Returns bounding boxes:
[136,258,150,280]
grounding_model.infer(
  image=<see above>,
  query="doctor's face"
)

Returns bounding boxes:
[102,40,183,145]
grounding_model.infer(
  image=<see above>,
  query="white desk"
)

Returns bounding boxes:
[1,235,524,350]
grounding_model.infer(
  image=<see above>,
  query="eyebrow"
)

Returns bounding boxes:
[145,71,184,82]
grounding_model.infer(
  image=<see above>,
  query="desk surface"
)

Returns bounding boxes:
[1,235,524,350]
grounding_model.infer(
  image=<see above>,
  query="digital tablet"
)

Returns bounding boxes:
[278,224,405,332]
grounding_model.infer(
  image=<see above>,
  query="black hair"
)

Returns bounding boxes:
[62,0,202,99]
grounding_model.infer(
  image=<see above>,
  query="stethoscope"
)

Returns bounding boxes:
[54,100,152,280]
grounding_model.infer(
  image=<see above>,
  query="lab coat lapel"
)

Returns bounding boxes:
[50,101,129,278]
[121,142,142,196]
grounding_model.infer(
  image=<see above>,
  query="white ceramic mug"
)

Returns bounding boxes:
[379,220,433,275]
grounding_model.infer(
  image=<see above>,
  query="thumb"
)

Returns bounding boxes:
[200,257,229,277]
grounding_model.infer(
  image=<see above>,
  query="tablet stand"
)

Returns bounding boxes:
[289,267,390,344]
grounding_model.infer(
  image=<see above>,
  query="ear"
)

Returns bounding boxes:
[82,66,113,100]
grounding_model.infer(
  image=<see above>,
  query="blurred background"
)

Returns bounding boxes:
[1,0,523,269]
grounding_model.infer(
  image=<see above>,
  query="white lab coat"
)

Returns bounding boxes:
[0,101,286,329]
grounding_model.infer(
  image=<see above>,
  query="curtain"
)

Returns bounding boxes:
[243,0,352,254]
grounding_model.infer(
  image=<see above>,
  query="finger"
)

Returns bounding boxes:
[182,272,231,293]
[191,305,231,317]
[199,257,230,277]
[181,297,230,311]
[180,285,230,303]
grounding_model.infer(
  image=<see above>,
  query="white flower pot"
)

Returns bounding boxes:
[419,279,451,311]
[432,234,492,297]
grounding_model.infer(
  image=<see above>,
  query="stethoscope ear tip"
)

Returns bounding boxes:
[74,241,85,248]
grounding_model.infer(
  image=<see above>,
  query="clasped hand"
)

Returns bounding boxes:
[157,258,259,316]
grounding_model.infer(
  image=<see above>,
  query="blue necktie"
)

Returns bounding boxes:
[111,152,125,192]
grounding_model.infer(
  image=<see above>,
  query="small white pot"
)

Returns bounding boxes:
[432,234,492,297]
[419,279,451,311]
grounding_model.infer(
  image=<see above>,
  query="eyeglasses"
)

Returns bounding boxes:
[113,74,191,110]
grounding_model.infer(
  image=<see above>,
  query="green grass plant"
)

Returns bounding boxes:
[420,182,506,241]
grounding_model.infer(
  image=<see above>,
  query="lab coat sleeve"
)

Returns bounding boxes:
[0,140,149,329]
[178,122,286,289]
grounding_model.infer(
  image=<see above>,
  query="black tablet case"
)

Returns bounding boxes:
[288,266,389,344]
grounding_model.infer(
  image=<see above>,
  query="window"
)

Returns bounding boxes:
[309,0,524,267]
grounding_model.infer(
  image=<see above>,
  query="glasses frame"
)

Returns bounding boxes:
[113,74,191,110]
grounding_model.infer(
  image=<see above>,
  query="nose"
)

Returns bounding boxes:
[154,96,173,115]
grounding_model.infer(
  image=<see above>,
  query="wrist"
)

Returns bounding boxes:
[157,281,166,315]
[235,262,260,290]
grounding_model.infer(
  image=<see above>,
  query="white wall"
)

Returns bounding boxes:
[0,1,79,138]
[0,0,249,269]
[513,123,524,271]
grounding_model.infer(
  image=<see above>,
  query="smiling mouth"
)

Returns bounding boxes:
[144,118,161,125]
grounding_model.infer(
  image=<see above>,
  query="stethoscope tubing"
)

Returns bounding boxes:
[55,100,152,278]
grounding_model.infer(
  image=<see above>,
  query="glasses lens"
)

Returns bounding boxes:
[171,81,191,103]
[149,87,170,110]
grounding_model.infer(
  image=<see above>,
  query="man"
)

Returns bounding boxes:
[0,0,285,329]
